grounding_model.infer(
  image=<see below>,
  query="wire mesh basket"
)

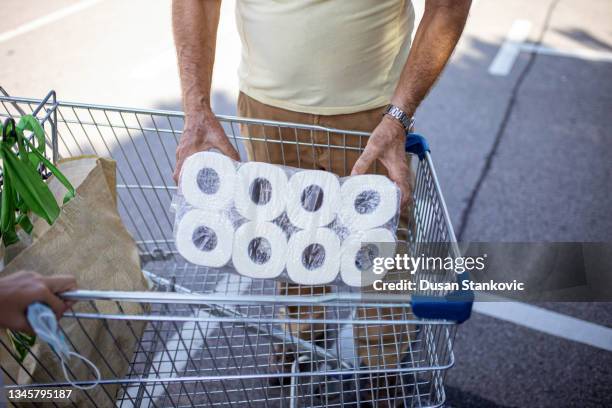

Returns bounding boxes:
[0,89,472,407]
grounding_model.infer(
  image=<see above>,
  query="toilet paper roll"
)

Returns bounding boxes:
[176,209,234,267]
[340,228,396,287]
[180,151,237,209]
[234,162,288,221]
[286,170,341,229]
[232,221,287,279]
[340,175,399,231]
[286,228,341,285]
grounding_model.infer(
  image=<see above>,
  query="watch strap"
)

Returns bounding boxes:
[384,104,414,132]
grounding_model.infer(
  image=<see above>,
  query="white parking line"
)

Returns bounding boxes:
[521,43,612,63]
[489,19,612,76]
[473,296,612,352]
[488,19,533,76]
[0,0,101,44]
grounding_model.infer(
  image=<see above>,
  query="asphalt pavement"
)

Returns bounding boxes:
[1,0,611,407]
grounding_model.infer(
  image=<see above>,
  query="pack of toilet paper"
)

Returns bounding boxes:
[173,151,399,287]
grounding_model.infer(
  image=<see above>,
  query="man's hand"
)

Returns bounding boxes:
[173,112,240,183]
[351,115,412,210]
[0,271,77,334]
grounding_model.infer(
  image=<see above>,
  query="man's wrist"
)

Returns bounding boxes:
[182,109,216,142]
[183,91,214,116]
[390,95,417,116]
[381,115,407,137]
[383,104,415,132]
[185,104,214,120]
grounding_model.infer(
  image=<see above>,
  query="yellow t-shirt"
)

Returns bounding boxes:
[235,0,415,115]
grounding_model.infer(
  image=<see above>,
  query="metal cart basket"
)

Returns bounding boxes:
[0,89,472,408]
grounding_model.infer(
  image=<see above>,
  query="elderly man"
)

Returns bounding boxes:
[172,0,470,404]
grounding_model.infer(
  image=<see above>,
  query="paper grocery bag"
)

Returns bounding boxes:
[0,156,148,407]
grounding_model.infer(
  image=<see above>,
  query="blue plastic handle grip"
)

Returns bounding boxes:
[404,133,430,160]
[411,273,474,323]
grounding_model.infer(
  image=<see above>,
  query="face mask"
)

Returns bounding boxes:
[27,302,101,390]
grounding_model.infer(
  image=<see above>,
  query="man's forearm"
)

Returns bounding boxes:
[391,0,471,116]
[172,0,221,117]
[171,0,239,180]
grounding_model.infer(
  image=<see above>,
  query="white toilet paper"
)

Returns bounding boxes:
[340,228,396,287]
[339,175,399,231]
[232,221,288,279]
[286,170,341,229]
[180,151,237,210]
[234,162,288,221]
[175,209,234,267]
[286,228,341,285]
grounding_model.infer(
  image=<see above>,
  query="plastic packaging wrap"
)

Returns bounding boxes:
[173,151,400,287]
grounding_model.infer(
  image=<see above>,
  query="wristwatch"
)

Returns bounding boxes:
[383,104,415,132]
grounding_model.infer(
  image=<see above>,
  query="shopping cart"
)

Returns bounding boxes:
[0,88,472,408]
